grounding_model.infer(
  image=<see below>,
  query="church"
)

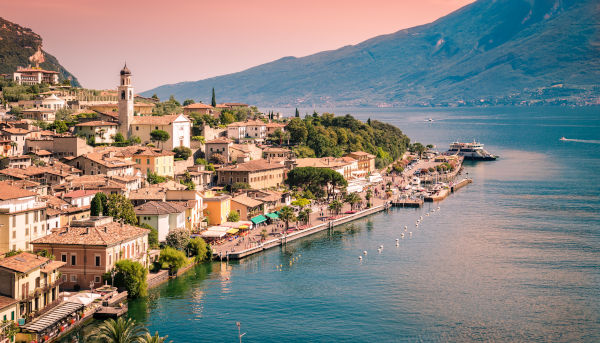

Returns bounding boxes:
[77,65,191,150]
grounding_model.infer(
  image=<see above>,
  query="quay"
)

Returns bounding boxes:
[94,305,128,319]
[391,199,423,208]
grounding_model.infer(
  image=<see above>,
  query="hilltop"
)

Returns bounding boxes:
[0,17,80,87]
[143,0,599,107]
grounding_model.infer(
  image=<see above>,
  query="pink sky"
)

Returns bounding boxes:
[2,0,473,91]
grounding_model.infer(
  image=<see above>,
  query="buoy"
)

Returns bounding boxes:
[358,256,362,260]
[404,226,408,231]
[396,242,400,247]
[401,233,405,238]
[396,238,399,241]
[379,245,384,249]
[363,251,368,255]
[409,232,413,236]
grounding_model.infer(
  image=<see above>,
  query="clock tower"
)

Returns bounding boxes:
[118,63,134,137]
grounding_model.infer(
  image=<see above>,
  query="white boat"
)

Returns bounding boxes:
[560,137,567,141]
[447,141,497,161]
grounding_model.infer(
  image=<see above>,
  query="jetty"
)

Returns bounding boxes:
[94,304,128,319]
[391,199,423,207]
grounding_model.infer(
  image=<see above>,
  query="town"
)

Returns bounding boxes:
[0,61,468,343]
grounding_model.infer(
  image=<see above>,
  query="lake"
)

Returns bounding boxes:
[123,107,599,342]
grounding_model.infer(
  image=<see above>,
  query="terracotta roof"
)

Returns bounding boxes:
[218,159,284,172]
[16,67,59,74]
[231,194,263,208]
[184,103,213,109]
[0,252,49,273]
[62,189,99,199]
[206,138,232,144]
[129,187,166,200]
[347,151,376,158]
[32,221,149,246]
[40,260,66,273]
[0,181,37,200]
[132,114,189,125]
[75,121,118,127]
[227,122,246,128]
[245,120,266,126]
[113,146,175,158]
[168,200,197,209]
[0,295,17,310]
[2,128,29,135]
[203,194,231,201]
[134,201,187,215]
[263,147,291,153]
[33,150,52,156]
[266,122,285,128]
[78,153,136,168]
[223,103,248,107]
[295,157,356,169]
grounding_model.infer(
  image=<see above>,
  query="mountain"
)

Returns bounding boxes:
[144,0,600,107]
[0,17,80,87]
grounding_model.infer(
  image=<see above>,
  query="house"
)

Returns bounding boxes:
[202,191,231,226]
[25,135,93,159]
[183,166,215,190]
[0,252,64,321]
[226,122,246,141]
[1,128,30,156]
[62,190,98,208]
[21,108,56,123]
[123,147,175,178]
[204,138,233,163]
[74,121,119,144]
[64,152,136,177]
[0,155,32,169]
[88,103,155,115]
[217,159,285,189]
[263,147,294,160]
[0,164,80,186]
[13,67,59,85]
[183,103,214,116]
[134,201,186,242]
[165,189,205,231]
[230,194,264,221]
[131,114,191,150]
[0,295,18,327]
[266,122,286,136]
[32,216,149,290]
[247,189,291,213]
[230,144,262,163]
[0,140,12,158]
[245,120,267,140]
[0,182,48,253]
[345,151,376,174]
[295,157,359,180]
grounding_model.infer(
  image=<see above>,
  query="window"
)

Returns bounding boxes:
[12,231,16,239]
[71,255,76,266]
[25,228,29,235]
[95,255,101,267]
[70,275,77,282]
[62,274,67,282]
[61,254,67,262]
[25,213,28,225]
[94,276,101,283]
[136,126,139,131]
[147,159,150,164]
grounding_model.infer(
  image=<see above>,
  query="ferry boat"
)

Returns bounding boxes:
[447,141,498,161]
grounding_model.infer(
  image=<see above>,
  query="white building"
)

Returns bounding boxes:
[134,201,187,242]
[74,121,119,144]
[62,189,99,208]
[245,120,267,140]
[227,122,246,141]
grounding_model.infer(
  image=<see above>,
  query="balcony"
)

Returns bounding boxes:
[22,279,63,301]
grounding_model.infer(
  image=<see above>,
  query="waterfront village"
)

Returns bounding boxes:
[0,63,469,342]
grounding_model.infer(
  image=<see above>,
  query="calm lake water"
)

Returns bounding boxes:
[123,107,598,342]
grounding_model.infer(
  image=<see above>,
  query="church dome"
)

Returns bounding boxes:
[120,63,131,75]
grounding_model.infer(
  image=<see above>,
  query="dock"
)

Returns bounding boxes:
[391,199,423,207]
[451,178,472,192]
[94,305,128,319]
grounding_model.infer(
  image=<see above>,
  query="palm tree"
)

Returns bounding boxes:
[328,200,343,215]
[297,208,312,225]
[141,332,172,343]
[88,317,147,343]
[279,206,296,232]
[365,189,373,208]
[344,192,361,211]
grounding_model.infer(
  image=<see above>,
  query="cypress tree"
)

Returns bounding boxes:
[367,118,371,126]
[211,88,216,107]
[295,108,300,117]
[90,193,105,216]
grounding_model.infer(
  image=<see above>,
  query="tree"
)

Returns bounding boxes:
[298,208,312,224]
[129,136,141,144]
[172,146,192,160]
[91,193,105,216]
[365,188,373,208]
[291,198,311,209]
[211,88,216,107]
[209,153,227,164]
[183,99,195,106]
[150,130,170,149]
[279,206,296,232]
[159,247,187,274]
[165,229,190,251]
[219,111,235,125]
[367,117,371,126]
[344,192,361,211]
[329,200,343,215]
[54,120,68,133]
[106,194,137,225]
[139,223,158,248]
[114,132,125,143]
[411,143,426,159]
[227,211,240,222]
[295,108,300,117]
[151,94,159,101]
[286,118,308,144]
[147,172,166,184]
[89,317,147,343]
[230,182,250,193]
[113,260,148,298]
[141,332,173,343]
[187,237,211,262]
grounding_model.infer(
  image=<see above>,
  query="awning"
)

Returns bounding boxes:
[239,225,249,229]
[266,212,279,220]
[226,228,239,235]
[201,231,226,238]
[251,215,267,224]
[21,301,83,333]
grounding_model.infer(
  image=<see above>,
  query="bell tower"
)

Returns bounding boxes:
[118,63,134,137]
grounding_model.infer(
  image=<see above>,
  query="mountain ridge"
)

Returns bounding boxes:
[143,0,599,107]
[0,17,80,87]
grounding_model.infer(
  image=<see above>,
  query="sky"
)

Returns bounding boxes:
[1,0,474,92]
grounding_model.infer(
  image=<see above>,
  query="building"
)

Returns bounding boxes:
[202,192,231,226]
[217,159,285,189]
[134,201,187,242]
[13,67,59,85]
[31,216,149,290]
[345,151,376,174]
[37,94,65,111]
[127,147,175,178]
[263,147,294,160]
[1,127,30,156]
[0,182,47,253]
[21,108,56,123]
[64,152,135,177]
[204,138,233,163]
[0,252,64,320]
[245,120,267,140]
[118,64,134,137]
[25,135,93,159]
[131,114,191,150]
[0,155,32,169]
[74,121,119,144]
[183,103,214,116]
[230,194,264,221]
[295,157,359,180]
[62,190,98,208]
[88,103,154,115]
[266,122,286,136]
[226,122,246,141]
[165,189,205,231]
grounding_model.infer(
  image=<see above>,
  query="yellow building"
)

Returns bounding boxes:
[130,148,175,178]
[202,191,231,226]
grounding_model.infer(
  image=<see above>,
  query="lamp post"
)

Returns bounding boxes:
[110,269,116,288]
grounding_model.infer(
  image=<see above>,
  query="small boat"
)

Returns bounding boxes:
[560,137,567,141]
[427,118,434,122]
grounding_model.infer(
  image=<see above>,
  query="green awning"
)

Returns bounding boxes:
[251,215,267,224]
[266,212,279,220]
